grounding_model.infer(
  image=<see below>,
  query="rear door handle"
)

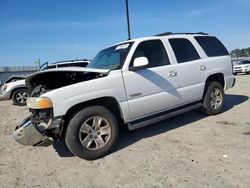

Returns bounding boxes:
[169,71,177,77]
[200,65,206,71]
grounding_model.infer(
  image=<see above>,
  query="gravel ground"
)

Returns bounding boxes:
[0,75,250,188]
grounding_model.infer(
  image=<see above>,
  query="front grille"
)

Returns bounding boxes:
[234,70,242,72]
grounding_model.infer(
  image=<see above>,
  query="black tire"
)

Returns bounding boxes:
[201,81,225,115]
[246,72,250,75]
[12,88,30,106]
[233,73,237,75]
[65,106,119,160]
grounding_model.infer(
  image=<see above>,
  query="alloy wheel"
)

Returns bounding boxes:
[79,116,111,150]
[210,88,223,109]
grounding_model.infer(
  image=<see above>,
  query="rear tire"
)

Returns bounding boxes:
[201,81,225,115]
[65,106,119,160]
[12,88,30,106]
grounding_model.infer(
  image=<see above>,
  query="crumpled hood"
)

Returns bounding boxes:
[26,67,110,96]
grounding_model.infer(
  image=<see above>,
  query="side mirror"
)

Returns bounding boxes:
[131,57,149,71]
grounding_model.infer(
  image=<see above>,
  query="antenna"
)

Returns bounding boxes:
[125,0,131,40]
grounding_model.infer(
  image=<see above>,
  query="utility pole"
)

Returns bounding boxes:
[125,0,131,40]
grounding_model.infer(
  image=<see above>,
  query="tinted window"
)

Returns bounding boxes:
[195,36,229,57]
[69,62,88,67]
[47,65,56,69]
[57,64,69,68]
[169,38,200,63]
[239,60,250,65]
[131,40,170,68]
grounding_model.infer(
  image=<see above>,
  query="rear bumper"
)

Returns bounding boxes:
[232,78,236,88]
[12,117,52,147]
[225,75,236,90]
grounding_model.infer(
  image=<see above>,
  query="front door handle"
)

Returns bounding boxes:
[169,71,177,77]
[200,65,206,71]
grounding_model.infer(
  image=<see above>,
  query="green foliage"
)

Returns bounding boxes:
[230,47,250,57]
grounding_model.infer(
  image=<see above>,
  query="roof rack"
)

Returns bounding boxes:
[155,32,209,36]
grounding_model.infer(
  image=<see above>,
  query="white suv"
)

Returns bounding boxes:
[13,33,235,160]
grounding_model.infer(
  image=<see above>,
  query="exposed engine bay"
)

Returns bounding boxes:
[26,69,109,97]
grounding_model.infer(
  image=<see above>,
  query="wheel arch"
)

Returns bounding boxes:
[61,97,124,137]
[10,87,29,98]
[202,73,225,100]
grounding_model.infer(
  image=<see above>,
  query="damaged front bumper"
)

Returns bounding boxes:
[12,117,55,147]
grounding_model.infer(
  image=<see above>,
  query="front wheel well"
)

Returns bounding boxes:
[61,97,124,138]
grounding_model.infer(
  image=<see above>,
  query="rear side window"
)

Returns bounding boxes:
[194,36,229,57]
[169,38,200,63]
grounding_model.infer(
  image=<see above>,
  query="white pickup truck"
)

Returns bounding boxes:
[13,32,235,160]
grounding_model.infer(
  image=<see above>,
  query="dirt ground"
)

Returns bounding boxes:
[0,75,250,188]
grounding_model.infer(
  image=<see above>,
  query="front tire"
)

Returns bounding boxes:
[201,81,225,115]
[12,88,30,106]
[65,106,119,160]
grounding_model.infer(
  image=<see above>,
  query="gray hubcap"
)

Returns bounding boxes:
[16,92,29,104]
[79,116,111,150]
[210,88,222,109]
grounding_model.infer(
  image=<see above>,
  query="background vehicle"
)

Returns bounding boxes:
[0,59,90,105]
[40,59,90,71]
[0,79,28,106]
[13,33,235,160]
[3,76,25,84]
[233,60,250,75]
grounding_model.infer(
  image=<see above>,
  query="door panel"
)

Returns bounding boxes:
[168,38,205,104]
[176,60,205,104]
[123,65,180,120]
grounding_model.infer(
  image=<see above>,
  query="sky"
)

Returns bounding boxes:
[0,0,250,66]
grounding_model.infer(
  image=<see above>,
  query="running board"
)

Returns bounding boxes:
[127,103,202,131]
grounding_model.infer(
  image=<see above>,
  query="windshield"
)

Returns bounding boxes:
[239,60,250,65]
[87,42,133,70]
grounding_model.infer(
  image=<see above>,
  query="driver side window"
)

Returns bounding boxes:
[131,40,170,68]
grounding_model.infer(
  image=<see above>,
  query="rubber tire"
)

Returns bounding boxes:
[233,73,237,75]
[65,106,119,160]
[246,72,250,75]
[12,88,30,106]
[201,81,225,115]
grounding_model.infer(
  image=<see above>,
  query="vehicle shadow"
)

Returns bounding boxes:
[52,94,248,158]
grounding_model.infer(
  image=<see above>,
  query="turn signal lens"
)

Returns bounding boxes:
[27,97,53,109]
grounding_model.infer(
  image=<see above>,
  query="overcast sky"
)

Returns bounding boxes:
[0,0,250,66]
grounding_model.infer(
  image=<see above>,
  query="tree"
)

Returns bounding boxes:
[230,47,250,57]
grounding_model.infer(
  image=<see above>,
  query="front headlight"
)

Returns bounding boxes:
[244,65,249,68]
[27,97,53,109]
